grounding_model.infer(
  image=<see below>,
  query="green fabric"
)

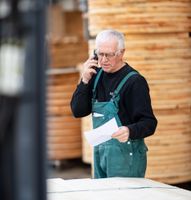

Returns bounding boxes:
[92,69,103,99]
[92,70,148,178]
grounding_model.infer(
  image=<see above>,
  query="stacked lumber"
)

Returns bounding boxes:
[83,0,191,183]
[47,72,82,160]
[47,4,65,40]
[46,5,88,161]
[47,5,88,68]
[81,115,93,164]
[146,108,191,183]
[88,0,191,35]
[49,38,88,68]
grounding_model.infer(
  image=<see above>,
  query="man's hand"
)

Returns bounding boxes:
[112,126,130,143]
[82,57,98,84]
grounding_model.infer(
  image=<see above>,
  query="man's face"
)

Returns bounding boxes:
[96,39,124,73]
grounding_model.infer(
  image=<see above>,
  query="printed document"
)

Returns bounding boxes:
[84,118,119,146]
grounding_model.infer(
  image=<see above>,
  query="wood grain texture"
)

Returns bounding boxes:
[47,73,82,160]
[84,0,191,184]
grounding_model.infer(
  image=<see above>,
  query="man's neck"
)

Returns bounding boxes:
[112,61,125,73]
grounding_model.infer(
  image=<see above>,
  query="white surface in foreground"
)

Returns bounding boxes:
[47,177,191,200]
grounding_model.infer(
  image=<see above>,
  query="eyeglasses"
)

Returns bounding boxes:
[95,50,121,59]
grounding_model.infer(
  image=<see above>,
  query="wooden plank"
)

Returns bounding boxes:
[88,1,191,35]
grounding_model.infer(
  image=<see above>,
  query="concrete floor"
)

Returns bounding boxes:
[48,158,92,180]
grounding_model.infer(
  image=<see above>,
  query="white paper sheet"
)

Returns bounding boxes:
[84,118,119,146]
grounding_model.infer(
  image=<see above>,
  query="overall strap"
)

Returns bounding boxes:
[112,71,138,98]
[92,68,103,99]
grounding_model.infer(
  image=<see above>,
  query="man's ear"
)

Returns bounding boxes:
[120,49,125,58]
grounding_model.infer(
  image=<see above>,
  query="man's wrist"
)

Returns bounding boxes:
[82,78,89,84]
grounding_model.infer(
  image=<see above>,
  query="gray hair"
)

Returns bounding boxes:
[95,29,125,50]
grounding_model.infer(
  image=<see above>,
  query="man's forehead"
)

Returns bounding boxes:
[97,40,118,50]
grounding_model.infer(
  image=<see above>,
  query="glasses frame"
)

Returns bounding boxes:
[95,49,122,60]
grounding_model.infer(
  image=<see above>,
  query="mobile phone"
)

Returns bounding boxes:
[92,50,98,69]
[93,49,98,61]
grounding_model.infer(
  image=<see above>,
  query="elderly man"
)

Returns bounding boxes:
[70,29,157,178]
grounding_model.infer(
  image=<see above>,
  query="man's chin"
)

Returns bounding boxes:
[102,66,112,73]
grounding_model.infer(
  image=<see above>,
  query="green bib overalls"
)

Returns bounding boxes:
[92,69,148,178]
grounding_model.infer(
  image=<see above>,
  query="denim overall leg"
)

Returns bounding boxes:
[92,69,148,178]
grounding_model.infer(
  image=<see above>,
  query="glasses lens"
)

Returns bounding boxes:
[97,51,117,59]
[107,52,116,58]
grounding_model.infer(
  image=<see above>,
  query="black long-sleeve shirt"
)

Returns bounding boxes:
[70,63,157,140]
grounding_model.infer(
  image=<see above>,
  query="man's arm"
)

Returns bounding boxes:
[70,56,98,118]
[70,81,92,117]
[112,74,157,142]
[127,75,157,139]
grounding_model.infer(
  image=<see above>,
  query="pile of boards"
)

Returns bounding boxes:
[81,0,191,184]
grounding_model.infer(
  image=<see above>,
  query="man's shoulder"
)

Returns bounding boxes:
[123,66,148,88]
[123,65,139,79]
[129,71,147,84]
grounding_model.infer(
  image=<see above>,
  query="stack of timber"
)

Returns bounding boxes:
[81,115,93,164]
[46,5,88,161]
[48,5,88,68]
[83,0,191,184]
[88,0,191,35]
[49,37,88,68]
[47,72,82,160]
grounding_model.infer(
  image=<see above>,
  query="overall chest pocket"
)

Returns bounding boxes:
[92,100,120,129]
